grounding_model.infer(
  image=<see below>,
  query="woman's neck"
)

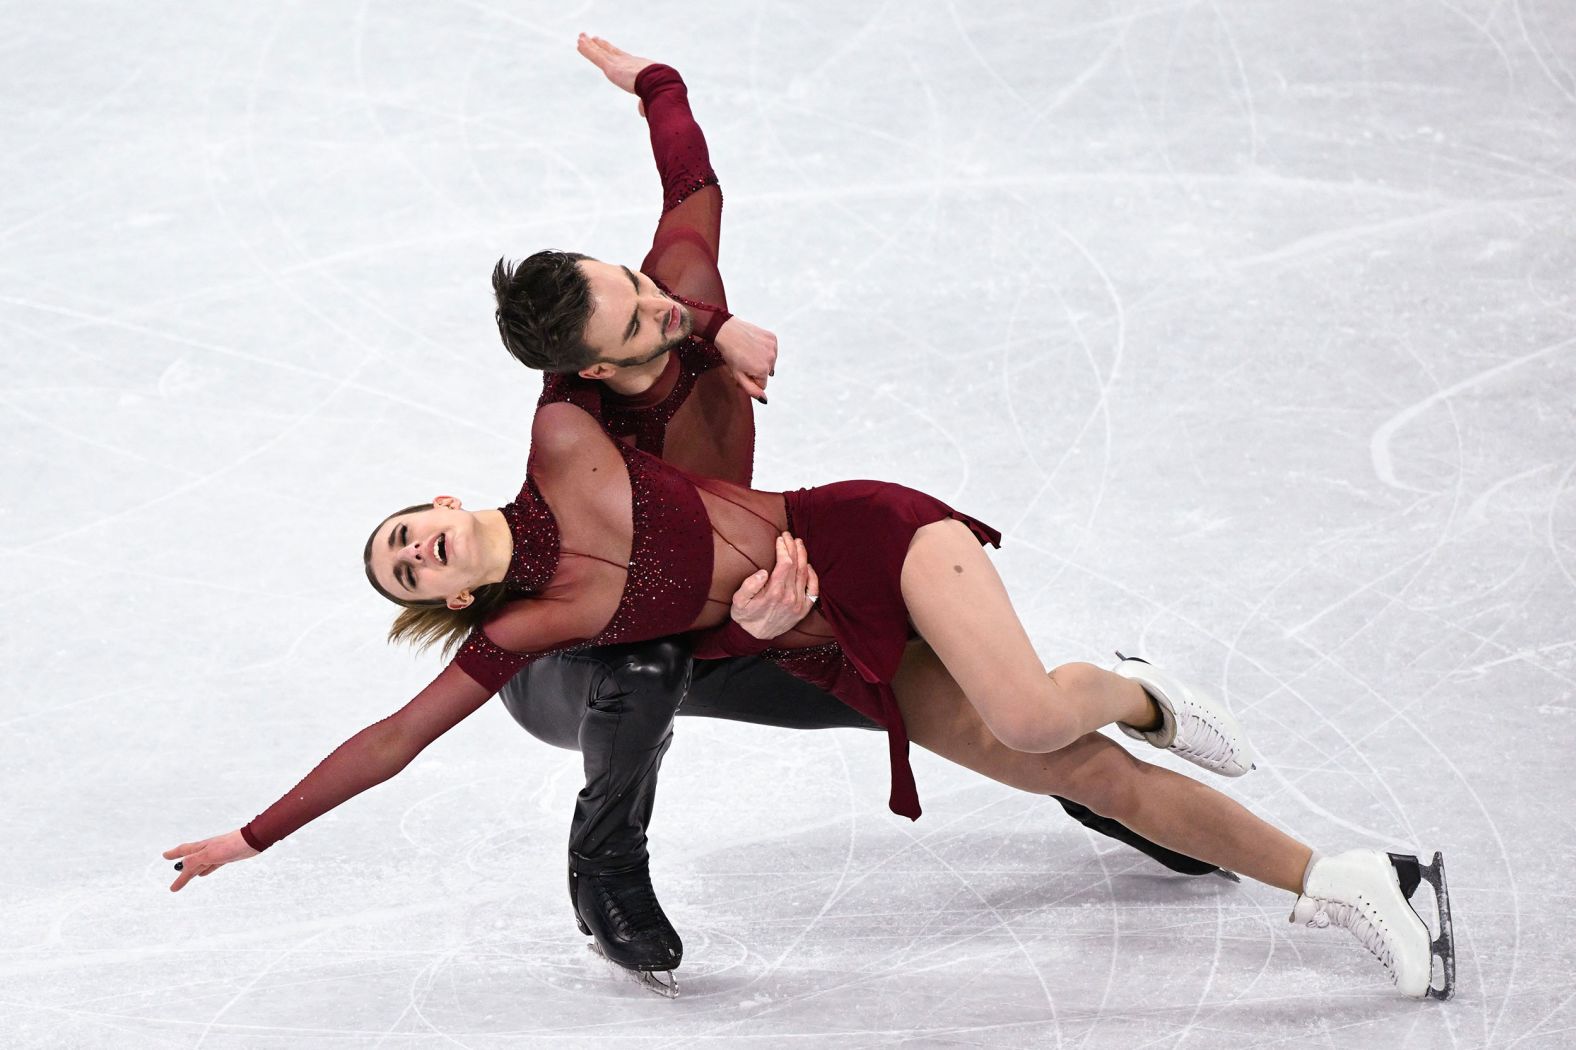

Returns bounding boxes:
[475,508,516,586]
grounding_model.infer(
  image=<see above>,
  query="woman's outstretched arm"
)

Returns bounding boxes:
[162,663,495,890]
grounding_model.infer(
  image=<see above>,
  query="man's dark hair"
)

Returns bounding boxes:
[492,250,595,373]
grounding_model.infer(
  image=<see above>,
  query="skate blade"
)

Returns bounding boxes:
[1213,868,1242,884]
[1422,851,1456,1001]
[586,942,680,999]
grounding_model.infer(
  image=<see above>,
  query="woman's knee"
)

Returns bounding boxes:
[983,694,1081,753]
[978,663,1108,753]
[1048,660,1107,697]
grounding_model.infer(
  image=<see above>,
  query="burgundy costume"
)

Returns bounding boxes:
[239,63,1217,889]
[243,399,994,849]
[240,66,1001,852]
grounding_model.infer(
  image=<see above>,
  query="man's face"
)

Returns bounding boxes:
[576,259,693,370]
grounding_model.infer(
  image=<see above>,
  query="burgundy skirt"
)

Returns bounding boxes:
[773,481,1001,820]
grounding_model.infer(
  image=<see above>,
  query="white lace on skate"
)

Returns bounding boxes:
[1292,896,1399,986]
[1113,655,1255,777]
[1170,715,1240,771]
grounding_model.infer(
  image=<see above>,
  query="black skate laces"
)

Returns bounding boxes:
[594,871,672,940]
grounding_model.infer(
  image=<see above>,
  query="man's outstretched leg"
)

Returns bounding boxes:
[498,640,692,984]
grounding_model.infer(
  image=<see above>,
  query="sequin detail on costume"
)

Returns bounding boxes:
[597,442,714,645]
[539,336,725,461]
[498,476,561,594]
[665,171,720,214]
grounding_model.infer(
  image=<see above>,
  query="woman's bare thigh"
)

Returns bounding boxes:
[892,639,1123,799]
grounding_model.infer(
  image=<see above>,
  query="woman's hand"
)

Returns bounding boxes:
[714,316,778,403]
[577,33,656,98]
[162,830,258,892]
[730,533,820,640]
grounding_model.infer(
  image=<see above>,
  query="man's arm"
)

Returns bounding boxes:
[576,36,724,316]
[634,62,724,310]
[578,35,775,398]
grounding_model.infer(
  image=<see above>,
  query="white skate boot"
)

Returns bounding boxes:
[1292,849,1456,1000]
[1113,653,1255,777]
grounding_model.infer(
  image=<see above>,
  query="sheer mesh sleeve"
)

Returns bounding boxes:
[635,64,730,337]
[662,363,756,486]
[241,663,493,851]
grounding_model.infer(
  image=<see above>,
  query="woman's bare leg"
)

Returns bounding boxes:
[900,520,1157,752]
[893,640,1312,893]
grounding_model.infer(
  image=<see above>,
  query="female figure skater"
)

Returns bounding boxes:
[164,401,1454,1000]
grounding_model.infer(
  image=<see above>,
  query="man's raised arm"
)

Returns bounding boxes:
[578,34,774,396]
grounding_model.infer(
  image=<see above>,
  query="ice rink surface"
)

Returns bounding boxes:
[5,0,1575,1046]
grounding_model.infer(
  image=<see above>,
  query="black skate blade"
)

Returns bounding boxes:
[1422,851,1455,1001]
[586,942,680,999]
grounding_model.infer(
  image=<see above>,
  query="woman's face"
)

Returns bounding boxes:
[367,498,484,607]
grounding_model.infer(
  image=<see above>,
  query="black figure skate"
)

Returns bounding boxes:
[571,859,683,998]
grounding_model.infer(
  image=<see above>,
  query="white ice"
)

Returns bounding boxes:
[4,1,1575,1047]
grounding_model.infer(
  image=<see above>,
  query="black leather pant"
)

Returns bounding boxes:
[498,639,874,874]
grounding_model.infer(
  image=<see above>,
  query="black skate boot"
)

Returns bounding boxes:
[570,858,682,992]
[1054,797,1239,881]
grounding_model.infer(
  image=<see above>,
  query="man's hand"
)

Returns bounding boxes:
[714,316,778,403]
[162,830,259,892]
[577,33,656,101]
[730,533,820,640]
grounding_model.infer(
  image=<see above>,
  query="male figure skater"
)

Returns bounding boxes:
[490,35,1224,995]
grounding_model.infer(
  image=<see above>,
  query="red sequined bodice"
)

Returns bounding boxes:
[454,439,714,693]
[495,477,561,593]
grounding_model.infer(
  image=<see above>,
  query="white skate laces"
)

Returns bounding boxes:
[1292,895,1397,975]
[1111,653,1255,777]
[1293,848,1456,1000]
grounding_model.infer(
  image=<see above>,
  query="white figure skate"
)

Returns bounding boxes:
[1292,848,1456,1000]
[1113,653,1256,777]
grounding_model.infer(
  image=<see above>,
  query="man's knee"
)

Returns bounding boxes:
[499,656,599,750]
[600,639,693,708]
[498,641,692,750]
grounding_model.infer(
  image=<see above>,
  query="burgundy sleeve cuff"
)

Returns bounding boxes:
[240,823,269,853]
[694,618,775,659]
[698,307,732,344]
[634,63,685,103]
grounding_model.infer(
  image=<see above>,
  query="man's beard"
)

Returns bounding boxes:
[600,305,691,367]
